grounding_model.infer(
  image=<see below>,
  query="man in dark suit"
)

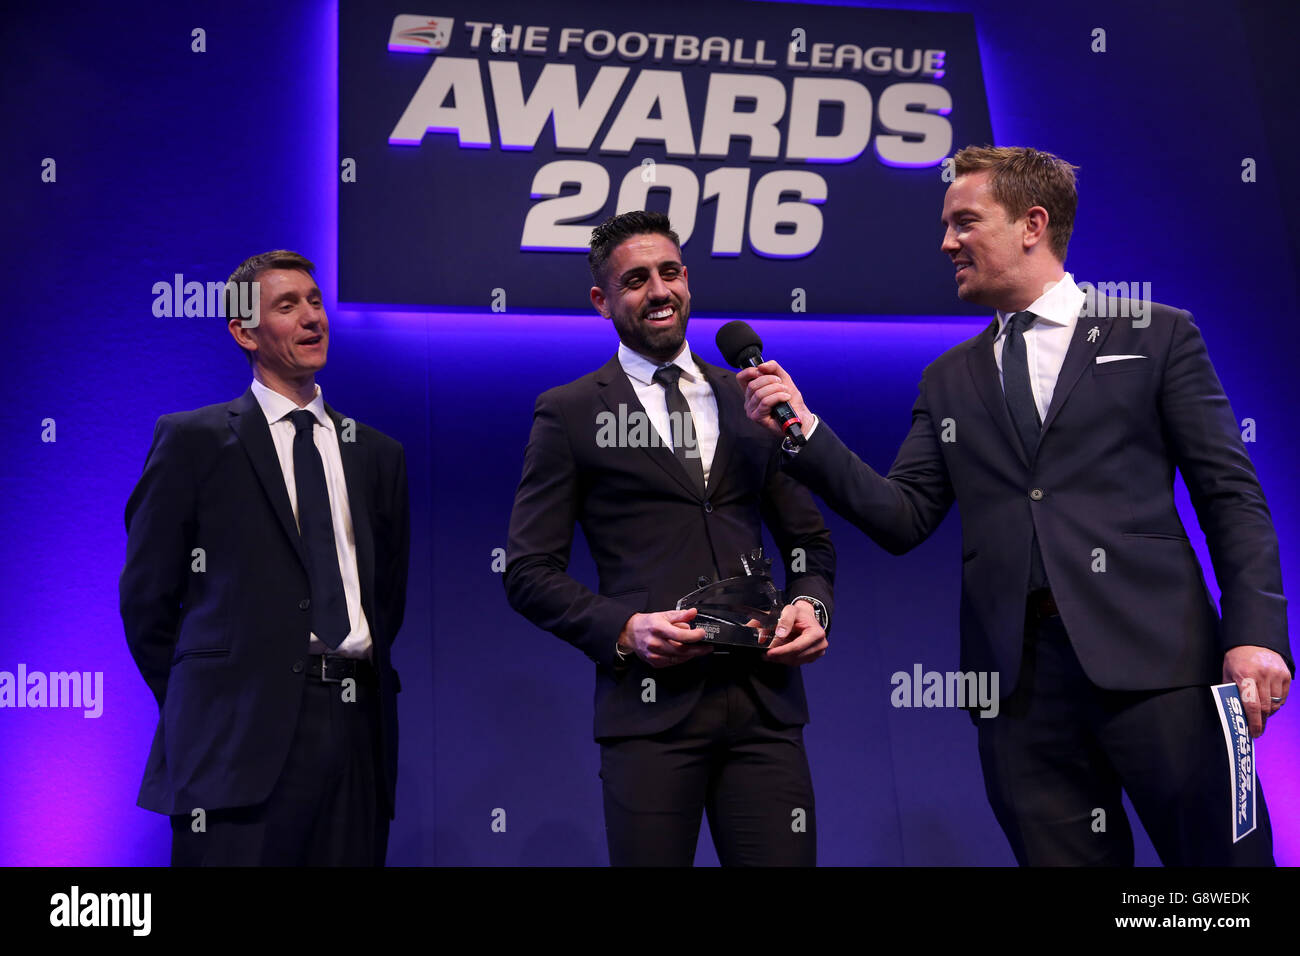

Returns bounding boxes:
[739,146,1291,865]
[505,211,836,866]
[120,250,409,865]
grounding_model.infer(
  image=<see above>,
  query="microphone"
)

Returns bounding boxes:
[716,320,805,446]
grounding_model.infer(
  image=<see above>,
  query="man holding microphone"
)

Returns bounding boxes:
[738,146,1289,865]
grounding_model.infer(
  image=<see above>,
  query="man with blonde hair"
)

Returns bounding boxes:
[740,146,1290,865]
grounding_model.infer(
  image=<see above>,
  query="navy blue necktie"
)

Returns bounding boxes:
[1002,312,1049,591]
[652,364,706,496]
[289,410,350,648]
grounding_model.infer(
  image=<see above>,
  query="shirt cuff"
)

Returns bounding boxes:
[783,414,819,454]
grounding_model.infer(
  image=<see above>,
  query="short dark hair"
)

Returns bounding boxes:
[225,250,316,365]
[953,146,1079,261]
[588,211,680,288]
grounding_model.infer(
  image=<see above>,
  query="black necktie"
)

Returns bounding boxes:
[652,364,706,496]
[1002,312,1049,591]
[289,409,350,648]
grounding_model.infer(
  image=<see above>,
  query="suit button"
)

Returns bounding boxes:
[697,575,710,588]
[1029,488,1044,501]
[703,500,713,513]
[299,598,311,610]
[292,660,304,674]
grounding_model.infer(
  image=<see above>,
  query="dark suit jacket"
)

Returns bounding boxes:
[505,353,836,739]
[785,301,1291,693]
[120,387,409,817]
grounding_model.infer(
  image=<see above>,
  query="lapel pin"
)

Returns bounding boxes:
[1087,326,1100,343]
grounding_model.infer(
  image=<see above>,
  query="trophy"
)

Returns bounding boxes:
[675,549,783,649]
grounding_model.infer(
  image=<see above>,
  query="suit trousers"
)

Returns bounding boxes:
[170,666,389,866]
[598,654,817,866]
[977,611,1274,866]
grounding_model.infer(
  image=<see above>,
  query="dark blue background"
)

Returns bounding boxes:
[2,0,1296,866]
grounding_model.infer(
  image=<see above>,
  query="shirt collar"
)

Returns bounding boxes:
[617,340,699,387]
[995,272,1086,337]
[250,378,331,430]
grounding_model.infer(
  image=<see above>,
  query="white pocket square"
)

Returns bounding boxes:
[1095,354,1147,364]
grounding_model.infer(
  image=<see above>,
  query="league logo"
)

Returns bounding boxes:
[388,15,454,53]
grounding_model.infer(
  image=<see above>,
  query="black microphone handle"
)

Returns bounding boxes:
[740,350,806,446]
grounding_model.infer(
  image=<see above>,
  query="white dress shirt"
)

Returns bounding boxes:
[993,272,1088,421]
[250,378,372,659]
[618,340,720,487]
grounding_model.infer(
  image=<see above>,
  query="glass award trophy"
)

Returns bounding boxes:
[675,549,783,649]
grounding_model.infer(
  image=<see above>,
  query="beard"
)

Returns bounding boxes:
[612,297,690,362]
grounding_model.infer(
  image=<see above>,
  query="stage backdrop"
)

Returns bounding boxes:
[1,0,1297,866]
[339,0,993,314]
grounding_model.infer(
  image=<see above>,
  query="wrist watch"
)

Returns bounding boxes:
[791,595,829,630]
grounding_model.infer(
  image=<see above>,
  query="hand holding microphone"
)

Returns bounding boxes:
[717,320,814,444]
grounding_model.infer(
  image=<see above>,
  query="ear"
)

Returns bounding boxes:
[590,284,609,319]
[228,316,257,354]
[1022,205,1050,252]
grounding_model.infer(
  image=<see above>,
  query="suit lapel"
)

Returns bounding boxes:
[595,354,703,500]
[227,388,309,571]
[1041,310,1114,435]
[698,356,736,493]
[326,402,375,626]
[966,319,1030,468]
